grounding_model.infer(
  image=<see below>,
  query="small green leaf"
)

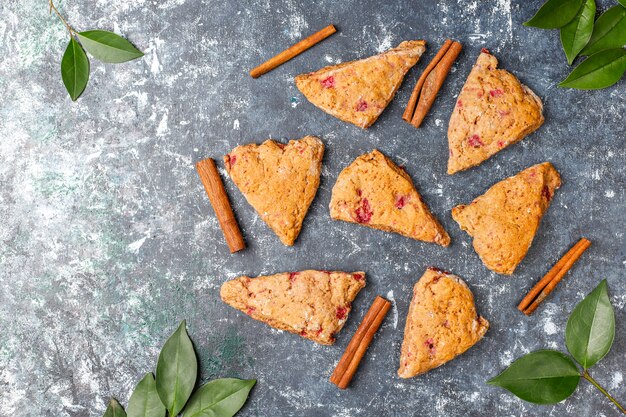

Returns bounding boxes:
[487,350,580,404]
[524,0,586,29]
[580,5,626,56]
[560,0,596,65]
[127,373,166,417]
[566,280,615,369]
[182,378,256,417]
[61,37,90,101]
[559,48,626,89]
[104,398,127,417]
[156,320,197,416]
[77,30,144,63]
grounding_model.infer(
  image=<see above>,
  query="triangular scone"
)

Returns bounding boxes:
[329,150,450,246]
[295,41,426,128]
[224,136,324,246]
[452,162,561,275]
[447,50,544,174]
[398,267,489,378]
[220,270,366,345]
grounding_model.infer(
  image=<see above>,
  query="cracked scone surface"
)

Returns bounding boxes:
[329,150,450,246]
[295,40,426,128]
[452,162,561,275]
[220,270,366,345]
[398,267,489,378]
[447,51,544,174]
[224,136,324,246]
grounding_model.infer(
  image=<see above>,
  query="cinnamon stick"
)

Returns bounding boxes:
[409,41,462,128]
[402,39,453,123]
[330,296,391,389]
[249,24,337,78]
[196,158,246,253]
[518,238,591,315]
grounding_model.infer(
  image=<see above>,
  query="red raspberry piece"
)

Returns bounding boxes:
[468,134,484,148]
[246,306,256,315]
[394,195,407,209]
[229,154,237,166]
[353,273,364,281]
[355,198,373,223]
[300,330,307,336]
[321,76,335,88]
[481,48,491,54]
[356,99,368,112]
[457,100,463,108]
[424,338,436,354]
[289,272,299,282]
[336,306,348,320]
[542,186,552,201]
[490,89,503,97]
[497,140,505,148]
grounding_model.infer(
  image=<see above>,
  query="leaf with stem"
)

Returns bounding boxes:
[487,350,580,404]
[77,30,144,63]
[559,48,626,89]
[580,5,626,57]
[156,320,197,416]
[103,398,127,417]
[583,370,626,414]
[560,0,596,65]
[524,0,586,29]
[182,378,256,417]
[61,37,90,101]
[127,373,166,417]
[566,279,615,369]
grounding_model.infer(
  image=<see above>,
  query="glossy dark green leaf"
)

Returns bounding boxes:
[560,0,596,65]
[182,378,256,417]
[61,37,90,101]
[580,5,626,56]
[127,373,166,417]
[566,280,615,369]
[524,0,586,29]
[103,398,127,417]
[156,320,197,416]
[487,350,580,404]
[77,30,144,63]
[559,48,626,89]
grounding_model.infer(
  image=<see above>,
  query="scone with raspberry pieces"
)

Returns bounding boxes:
[295,41,426,128]
[220,270,366,345]
[447,50,544,174]
[452,162,561,275]
[329,150,450,246]
[398,267,489,378]
[224,136,324,246]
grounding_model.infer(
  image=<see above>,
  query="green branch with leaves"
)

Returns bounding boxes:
[524,0,626,89]
[103,321,256,417]
[49,0,144,101]
[489,280,625,414]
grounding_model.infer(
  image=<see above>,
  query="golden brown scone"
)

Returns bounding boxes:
[451,162,561,275]
[447,50,544,174]
[329,150,450,246]
[398,267,489,378]
[295,41,426,128]
[220,270,366,345]
[224,136,324,246]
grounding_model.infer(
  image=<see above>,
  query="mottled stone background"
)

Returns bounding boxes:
[1,0,624,416]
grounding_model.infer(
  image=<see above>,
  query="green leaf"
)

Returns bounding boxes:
[76,30,144,63]
[182,378,256,417]
[559,48,626,89]
[61,37,90,101]
[580,5,626,56]
[156,320,197,416]
[487,350,580,404]
[566,280,615,369]
[524,0,586,29]
[127,373,166,417]
[560,0,596,65]
[104,398,127,417]
[618,0,626,8]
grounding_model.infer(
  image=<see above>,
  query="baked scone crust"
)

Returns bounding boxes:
[329,150,450,246]
[447,51,544,174]
[398,267,489,378]
[220,270,366,345]
[451,162,561,275]
[224,136,324,246]
[295,41,426,128]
